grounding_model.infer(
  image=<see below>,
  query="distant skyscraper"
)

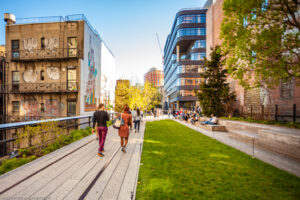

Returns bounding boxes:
[144,67,164,87]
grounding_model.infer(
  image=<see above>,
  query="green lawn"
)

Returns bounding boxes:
[136,120,300,200]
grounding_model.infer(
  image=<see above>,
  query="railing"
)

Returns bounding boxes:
[8,48,82,61]
[15,16,64,24]
[238,104,299,122]
[0,82,79,94]
[0,113,115,157]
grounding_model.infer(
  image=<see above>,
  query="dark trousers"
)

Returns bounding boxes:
[97,126,108,152]
[134,120,140,132]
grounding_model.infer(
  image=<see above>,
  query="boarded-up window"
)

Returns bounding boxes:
[280,79,294,99]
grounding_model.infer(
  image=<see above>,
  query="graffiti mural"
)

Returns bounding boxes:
[45,37,59,51]
[44,99,64,116]
[84,39,98,111]
[23,38,38,52]
[23,69,38,83]
[21,100,40,120]
[20,99,64,120]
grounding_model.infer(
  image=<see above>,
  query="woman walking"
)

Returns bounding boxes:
[118,105,133,153]
[134,108,141,133]
[92,103,110,157]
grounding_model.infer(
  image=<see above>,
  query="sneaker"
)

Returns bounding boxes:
[97,152,104,157]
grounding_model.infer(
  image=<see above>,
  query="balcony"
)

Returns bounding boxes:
[0,82,78,94]
[8,48,82,62]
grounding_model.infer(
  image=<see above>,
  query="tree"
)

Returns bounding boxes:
[221,0,300,88]
[114,80,130,112]
[196,46,236,117]
[143,81,161,111]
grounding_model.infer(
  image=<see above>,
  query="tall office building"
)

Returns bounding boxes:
[163,8,207,110]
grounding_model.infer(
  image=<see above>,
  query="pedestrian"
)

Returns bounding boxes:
[117,105,133,153]
[92,103,110,157]
[134,108,141,133]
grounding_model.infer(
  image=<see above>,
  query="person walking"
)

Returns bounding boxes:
[92,103,110,157]
[118,105,133,153]
[134,108,141,133]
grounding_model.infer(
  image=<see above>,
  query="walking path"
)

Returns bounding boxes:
[0,122,145,200]
[175,119,300,177]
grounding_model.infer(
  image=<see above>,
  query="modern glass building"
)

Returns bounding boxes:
[163,8,207,110]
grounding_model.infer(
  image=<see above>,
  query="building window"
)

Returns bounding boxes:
[12,101,20,114]
[40,69,44,80]
[177,14,206,25]
[68,37,77,57]
[12,71,20,90]
[41,37,45,49]
[191,52,206,60]
[280,79,294,99]
[67,100,76,116]
[67,67,77,91]
[40,103,45,113]
[11,40,20,59]
[177,28,206,37]
[192,40,206,49]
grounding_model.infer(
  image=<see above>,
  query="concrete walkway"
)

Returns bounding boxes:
[175,119,300,177]
[0,123,145,200]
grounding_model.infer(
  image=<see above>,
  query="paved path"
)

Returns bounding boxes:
[175,119,300,177]
[0,123,145,200]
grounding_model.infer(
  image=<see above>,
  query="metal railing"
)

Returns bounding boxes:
[0,82,79,94]
[8,48,82,61]
[0,115,91,157]
[0,113,115,157]
[15,16,64,24]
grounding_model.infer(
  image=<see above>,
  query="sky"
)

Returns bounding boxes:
[0,0,206,84]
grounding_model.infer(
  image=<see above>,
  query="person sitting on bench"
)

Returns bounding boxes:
[201,114,218,125]
[190,113,198,125]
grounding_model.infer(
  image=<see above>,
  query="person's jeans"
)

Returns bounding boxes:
[134,120,140,132]
[204,121,216,125]
[97,126,108,152]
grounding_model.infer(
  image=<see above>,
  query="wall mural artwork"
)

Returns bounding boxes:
[23,69,38,83]
[85,43,98,111]
[23,38,38,52]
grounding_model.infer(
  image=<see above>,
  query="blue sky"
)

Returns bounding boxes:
[1,0,206,83]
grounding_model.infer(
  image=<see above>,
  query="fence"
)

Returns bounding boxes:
[239,104,299,122]
[0,115,92,158]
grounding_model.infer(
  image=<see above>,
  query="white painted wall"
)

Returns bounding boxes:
[100,42,116,107]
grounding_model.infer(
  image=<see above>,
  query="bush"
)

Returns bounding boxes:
[0,156,36,175]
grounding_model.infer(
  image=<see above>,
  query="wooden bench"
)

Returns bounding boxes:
[195,122,226,132]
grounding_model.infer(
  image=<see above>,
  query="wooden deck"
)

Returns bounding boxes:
[0,123,145,200]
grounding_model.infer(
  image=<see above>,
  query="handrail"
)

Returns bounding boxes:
[0,115,91,130]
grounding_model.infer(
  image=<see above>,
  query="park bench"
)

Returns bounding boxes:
[196,122,226,132]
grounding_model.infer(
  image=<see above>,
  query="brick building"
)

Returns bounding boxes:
[204,0,300,121]
[144,67,164,87]
[2,13,115,123]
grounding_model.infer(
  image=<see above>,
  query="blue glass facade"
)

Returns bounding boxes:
[163,9,207,110]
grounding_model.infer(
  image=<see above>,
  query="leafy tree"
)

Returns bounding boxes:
[142,81,161,111]
[197,46,236,117]
[221,0,300,87]
[114,80,130,112]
